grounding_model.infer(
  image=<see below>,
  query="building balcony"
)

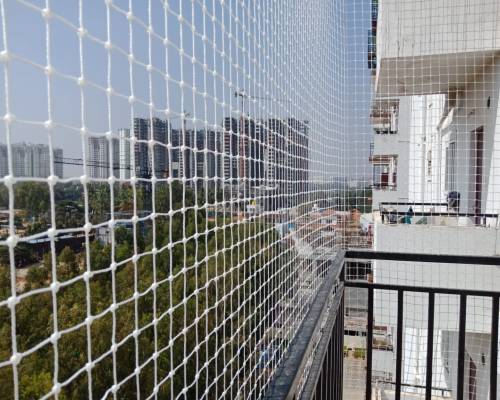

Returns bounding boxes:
[2,1,500,399]
[375,0,500,97]
[372,183,397,191]
[264,250,500,400]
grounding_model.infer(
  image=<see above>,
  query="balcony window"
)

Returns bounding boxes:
[370,155,398,190]
[371,100,399,134]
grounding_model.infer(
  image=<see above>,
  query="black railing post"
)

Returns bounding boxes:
[336,295,344,400]
[332,315,336,400]
[395,290,404,400]
[343,252,500,400]
[330,326,335,400]
[338,270,345,400]
[457,294,467,400]
[366,287,373,400]
[491,295,499,400]
[425,292,435,400]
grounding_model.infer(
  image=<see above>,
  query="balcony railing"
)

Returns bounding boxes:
[371,183,397,191]
[265,250,500,400]
[375,202,500,227]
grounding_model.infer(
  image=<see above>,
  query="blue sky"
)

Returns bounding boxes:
[0,0,373,180]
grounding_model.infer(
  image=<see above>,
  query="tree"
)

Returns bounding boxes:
[58,247,79,281]
[0,182,278,399]
[88,183,110,224]
[25,265,50,290]
[14,182,50,219]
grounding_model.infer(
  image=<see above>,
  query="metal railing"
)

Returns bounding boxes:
[265,251,500,400]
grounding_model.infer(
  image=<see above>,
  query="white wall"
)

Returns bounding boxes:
[442,331,496,400]
[374,59,500,218]
[372,97,412,207]
[407,95,447,205]
[447,59,500,215]
[374,224,500,332]
[374,224,500,398]
[378,0,500,60]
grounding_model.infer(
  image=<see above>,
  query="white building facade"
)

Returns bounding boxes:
[370,0,500,398]
[2,143,64,178]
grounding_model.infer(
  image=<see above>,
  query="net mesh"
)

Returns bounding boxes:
[0,0,344,399]
[1,0,500,399]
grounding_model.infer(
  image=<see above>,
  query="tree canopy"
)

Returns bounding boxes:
[0,184,285,399]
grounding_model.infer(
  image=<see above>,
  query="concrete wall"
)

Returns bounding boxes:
[447,58,500,215]
[378,0,500,60]
[442,331,496,400]
[372,97,412,208]
[374,224,500,332]
[407,95,447,205]
[374,223,500,398]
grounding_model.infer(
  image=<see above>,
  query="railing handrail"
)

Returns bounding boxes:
[379,210,499,219]
[346,249,500,266]
[266,250,500,400]
[264,251,345,399]
[346,251,500,400]
[379,202,448,207]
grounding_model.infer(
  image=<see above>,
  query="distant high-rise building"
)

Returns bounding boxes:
[132,118,169,179]
[195,129,220,186]
[54,148,63,178]
[133,118,150,179]
[0,145,7,177]
[223,117,239,184]
[246,117,265,187]
[367,0,378,71]
[265,118,287,185]
[168,127,195,182]
[286,118,309,207]
[263,119,287,209]
[179,128,194,182]
[222,116,266,190]
[170,128,181,178]
[5,143,64,178]
[219,116,309,206]
[260,118,309,209]
[87,136,109,179]
[115,128,131,180]
[150,118,168,178]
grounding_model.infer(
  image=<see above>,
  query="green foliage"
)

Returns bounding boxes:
[0,183,282,399]
[25,265,50,290]
[0,243,38,266]
[341,188,373,213]
[14,182,50,219]
[353,348,366,359]
[88,183,110,224]
[58,247,80,281]
[54,183,83,203]
[55,201,85,229]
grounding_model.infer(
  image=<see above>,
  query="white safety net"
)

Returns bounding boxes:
[2,0,500,399]
[0,0,346,399]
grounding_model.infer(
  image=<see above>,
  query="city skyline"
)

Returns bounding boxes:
[83,115,310,209]
[0,142,63,178]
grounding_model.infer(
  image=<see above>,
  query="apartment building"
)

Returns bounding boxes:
[5,143,64,178]
[115,128,131,180]
[86,136,110,179]
[370,0,500,398]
